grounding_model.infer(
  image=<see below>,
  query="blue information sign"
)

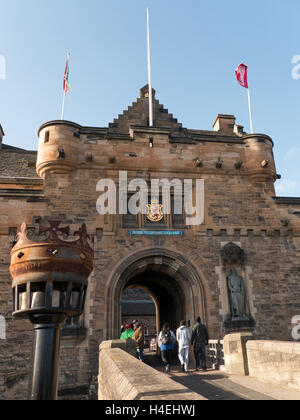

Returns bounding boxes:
[130,230,183,236]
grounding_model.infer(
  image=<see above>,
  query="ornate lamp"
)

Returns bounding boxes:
[9,221,94,400]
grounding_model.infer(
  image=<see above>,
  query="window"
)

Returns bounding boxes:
[123,196,138,228]
[172,194,186,228]
[44,131,50,143]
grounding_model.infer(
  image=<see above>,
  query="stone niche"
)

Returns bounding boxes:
[220,242,255,333]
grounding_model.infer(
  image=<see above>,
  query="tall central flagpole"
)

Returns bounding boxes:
[147,8,153,127]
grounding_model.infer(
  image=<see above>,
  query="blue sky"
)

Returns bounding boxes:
[0,0,299,196]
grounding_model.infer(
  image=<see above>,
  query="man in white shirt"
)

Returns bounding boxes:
[176,320,191,373]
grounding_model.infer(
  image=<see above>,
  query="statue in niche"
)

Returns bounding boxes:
[227,267,247,320]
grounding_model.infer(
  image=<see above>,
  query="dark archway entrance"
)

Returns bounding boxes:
[123,271,186,334]
[105,248,207,340]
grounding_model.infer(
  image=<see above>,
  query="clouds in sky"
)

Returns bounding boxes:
[275,148,300,196]
[285,148,300,159]
[276,179,300,196]
[0,55,6,80]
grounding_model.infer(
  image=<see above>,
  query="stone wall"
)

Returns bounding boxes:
[98,340,205,400]
[246,341,300,392]
[0,147,37,178]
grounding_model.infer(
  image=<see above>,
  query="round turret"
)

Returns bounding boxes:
[243,134,277,182]
[37,121,81,179]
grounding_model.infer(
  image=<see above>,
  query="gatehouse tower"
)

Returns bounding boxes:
[0,86,299,399]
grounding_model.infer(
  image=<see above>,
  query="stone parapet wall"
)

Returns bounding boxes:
[223,332,254,376]
[100,339,137,358]
[246,340,300,391]
[98,340,205,400]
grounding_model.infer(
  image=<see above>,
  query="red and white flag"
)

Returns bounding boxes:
[235,63,253,133]
[63,54,70,93]
[235,63,248,89]
[61,53,70,120]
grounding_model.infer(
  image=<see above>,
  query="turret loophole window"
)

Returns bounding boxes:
[44,131,50,143]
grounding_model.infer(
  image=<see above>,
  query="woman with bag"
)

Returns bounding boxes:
[158,323,176,373]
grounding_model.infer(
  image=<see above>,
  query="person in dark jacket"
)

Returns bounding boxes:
[132,321,145,363]
[191,317,209,372]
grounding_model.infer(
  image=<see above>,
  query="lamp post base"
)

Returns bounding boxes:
[28,313,66,401]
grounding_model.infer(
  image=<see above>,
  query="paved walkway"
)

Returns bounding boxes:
[146,354,300,401]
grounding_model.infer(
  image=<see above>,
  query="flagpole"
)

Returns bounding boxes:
[147,8,153,127]
[61,90,67,121]
[247,87,254,134]
[61,52,70,121]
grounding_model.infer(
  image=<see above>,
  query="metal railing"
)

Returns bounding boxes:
[207,340,224,370]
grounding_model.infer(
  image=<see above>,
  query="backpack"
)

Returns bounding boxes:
[161,331,173,345]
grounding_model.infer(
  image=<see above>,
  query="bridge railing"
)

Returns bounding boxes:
[206,339,224,370]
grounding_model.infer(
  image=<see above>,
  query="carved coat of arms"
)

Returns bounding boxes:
[147,199,164,223]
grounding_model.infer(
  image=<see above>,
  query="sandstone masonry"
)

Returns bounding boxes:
[0,85,299,399]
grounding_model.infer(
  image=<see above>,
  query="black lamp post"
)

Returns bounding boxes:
[9,221,94,400]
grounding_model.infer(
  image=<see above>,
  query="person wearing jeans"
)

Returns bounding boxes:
[136,348,144,363]
[158,323,176,373]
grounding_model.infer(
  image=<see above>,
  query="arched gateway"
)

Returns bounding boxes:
[104,248,207,339]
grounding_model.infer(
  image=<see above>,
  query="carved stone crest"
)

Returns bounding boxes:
[147,198,164,223]
[221,242,245,266]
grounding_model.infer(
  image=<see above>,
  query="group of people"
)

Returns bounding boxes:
[120,320,145,363]
[120,317,209,374]
[158,317,209,374]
